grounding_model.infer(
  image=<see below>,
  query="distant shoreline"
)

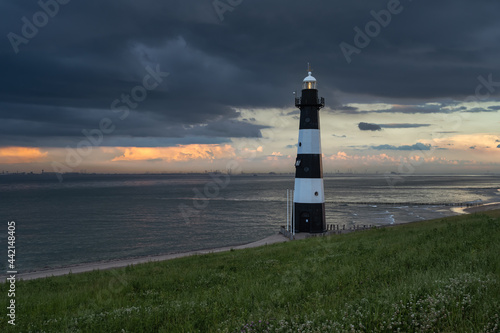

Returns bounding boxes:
[2,172,499,183]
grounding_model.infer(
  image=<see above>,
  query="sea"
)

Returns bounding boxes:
[1,173,499,274]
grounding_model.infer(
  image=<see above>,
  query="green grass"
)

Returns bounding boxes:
[2,211,500,332]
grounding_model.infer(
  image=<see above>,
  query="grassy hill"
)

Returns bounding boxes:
[2,210,500,332]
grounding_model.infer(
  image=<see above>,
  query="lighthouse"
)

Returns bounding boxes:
[293,69,326,233]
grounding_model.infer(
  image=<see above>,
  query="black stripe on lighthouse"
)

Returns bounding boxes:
[295,154,322,178]
[293,71,326,233]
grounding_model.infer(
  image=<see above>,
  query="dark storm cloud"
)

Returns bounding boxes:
[339,106,358,112]
[345,103,499,115]
[372,143,432,151]
[371,104,447,114]
[379,123,430,129]
[464,107,500,113]
[329,105,359,114]
[358,122,431,132]
[2,0,500,147]
[358,122,382,131]
[344,104,448,115]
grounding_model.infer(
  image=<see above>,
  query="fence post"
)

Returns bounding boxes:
[292,190,294,238]
[286,189,289,232]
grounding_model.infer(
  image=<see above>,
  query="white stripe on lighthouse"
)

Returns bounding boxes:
[293,178,325,203]
[297,129,322,155]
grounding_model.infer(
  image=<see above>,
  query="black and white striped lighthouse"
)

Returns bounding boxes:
[293,69,326,233]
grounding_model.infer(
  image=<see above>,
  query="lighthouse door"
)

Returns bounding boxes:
[299,212,310,232]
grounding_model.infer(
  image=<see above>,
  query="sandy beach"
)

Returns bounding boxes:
[451,202,500,215]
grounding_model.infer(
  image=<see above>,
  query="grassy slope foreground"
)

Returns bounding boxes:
[1,211,500,332]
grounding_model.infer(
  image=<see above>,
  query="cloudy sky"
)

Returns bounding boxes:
[1,0,499,174]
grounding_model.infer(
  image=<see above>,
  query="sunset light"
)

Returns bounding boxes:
[109,144,236,162]
[0,147,48,164]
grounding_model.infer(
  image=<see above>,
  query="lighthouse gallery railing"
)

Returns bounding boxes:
[295,97,325,108]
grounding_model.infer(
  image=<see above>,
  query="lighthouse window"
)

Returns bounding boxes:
[314,191,319,196]
[303,81,317,90]
[299,142,302,147]
[295,159,301,167]
[305,117,310,123]
[304,167,310,172]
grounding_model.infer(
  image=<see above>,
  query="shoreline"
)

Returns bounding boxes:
[10,234,289,282]
[451,201,500,215]
[8,203,500,282]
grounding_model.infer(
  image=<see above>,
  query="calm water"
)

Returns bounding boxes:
[1,174,499,274]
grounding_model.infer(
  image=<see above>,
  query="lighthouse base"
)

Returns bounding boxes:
[294,202,326,233]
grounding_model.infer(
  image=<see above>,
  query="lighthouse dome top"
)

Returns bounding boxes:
[303,71,317,90]
[303,72,316,82]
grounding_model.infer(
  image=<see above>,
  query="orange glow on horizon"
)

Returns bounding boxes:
[110,144,236,162]
[0,147,48,164]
